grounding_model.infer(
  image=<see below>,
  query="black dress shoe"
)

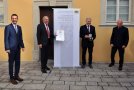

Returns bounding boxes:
[118,66,123,71]
[41,69,47,73]
[81,65,85,68]
[10,79,18,85]
[45,66,50,70]
[89,64,93,69]
[109,63,114,67]
[15,76,23,82]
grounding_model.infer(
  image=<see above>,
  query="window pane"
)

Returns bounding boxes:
[107,0,116,6]
[107,6,116,14]
[0,7,4,23]
[107,14,116,21]
[107,0,116,21]
[119,6,129,14]
[119,14,128,21]
[120,0,129,6]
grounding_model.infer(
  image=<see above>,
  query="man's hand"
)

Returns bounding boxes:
[111,44,114,47]
[22,48,25,52]
[122,45,126,48]
[6,50,10,53]
[38,44,42,48]
[85,35,89,38]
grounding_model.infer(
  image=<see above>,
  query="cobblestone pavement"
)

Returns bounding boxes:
[0,60,134,90]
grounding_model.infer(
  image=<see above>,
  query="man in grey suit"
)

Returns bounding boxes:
[4,14,25,85]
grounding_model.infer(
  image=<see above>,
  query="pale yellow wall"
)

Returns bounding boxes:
[0,0,134,62]
[73,0,134,63]
[0,0,33,61]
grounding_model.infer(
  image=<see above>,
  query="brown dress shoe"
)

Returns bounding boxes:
[10,79,18,85]
[15,77,23,82]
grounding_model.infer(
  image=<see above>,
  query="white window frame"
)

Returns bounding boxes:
[0,0,8,26]
[105,0,131,23]
[100,0,134,26]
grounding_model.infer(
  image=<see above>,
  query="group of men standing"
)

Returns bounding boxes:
[80,18,129,71]
[4,14,129,85]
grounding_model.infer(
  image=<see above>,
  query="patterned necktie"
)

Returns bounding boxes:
[46,24,50,38]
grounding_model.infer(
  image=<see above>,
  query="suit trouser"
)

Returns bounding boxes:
[8,48,20,79]
[82,46,93,65]
[111,46,125,67]
[40,41,50,69]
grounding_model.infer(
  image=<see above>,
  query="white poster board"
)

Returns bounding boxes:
[54,9,80,67]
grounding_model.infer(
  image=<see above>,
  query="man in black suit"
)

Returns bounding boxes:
[109,19,129,71]
[37,16,54,73]
[4,14,25,84]
[80,17,96,68]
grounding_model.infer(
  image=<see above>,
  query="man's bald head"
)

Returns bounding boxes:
[86,17,92,25]
[117,19,123,28]
[42,16,49,24]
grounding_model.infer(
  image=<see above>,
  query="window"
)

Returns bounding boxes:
[0,0,7,26]
[106,0,129,22]
[101,0,134,26]
[0,0,4,23]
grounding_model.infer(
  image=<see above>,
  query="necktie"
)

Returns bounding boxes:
[46,24,50,38]
[14,25,18,33]
[87,25,90,33]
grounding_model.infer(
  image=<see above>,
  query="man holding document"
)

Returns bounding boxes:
[80,17,96,69]
[37,16,54,73]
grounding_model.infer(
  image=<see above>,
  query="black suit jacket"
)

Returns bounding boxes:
[37,23,54,46]
[110,26,129,47]
[80,25,96,47]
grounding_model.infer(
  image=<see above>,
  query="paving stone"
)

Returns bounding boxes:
[32,80,43,84]
[103,86,128,90]
[108,82,121,86]
[22,84,46,89]
[127,87,134,90]
[70,86,86,90]
[60,77,80,81]
[46,76,60,81]
[45,85,69,90]
[120,82,132,87]
[6,83,24,89]
[86,86,103,90]
[98,82,108,86]
[0,83,9,88]
[43,81,53,84]
[65,81,75,85]
[76,82,87,86]
[116,78,134,82]
[53,81,64,85]
[107,72,127,76]
[87,82,98,86]
[81,77,101,82]
[101,78,116,82]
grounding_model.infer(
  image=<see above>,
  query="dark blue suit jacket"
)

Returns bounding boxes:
[4,24,25,50]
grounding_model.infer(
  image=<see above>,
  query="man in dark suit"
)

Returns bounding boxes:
[37,16,54,73]
[109,19,129,71]
[80,17,96,69]
[4,14,25,84]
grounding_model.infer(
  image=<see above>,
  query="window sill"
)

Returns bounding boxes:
[0,23,8,27]
[99,23,134,27]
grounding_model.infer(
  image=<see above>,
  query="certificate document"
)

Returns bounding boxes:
[56,30,65,41]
